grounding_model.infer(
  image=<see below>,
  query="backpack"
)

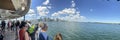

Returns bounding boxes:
[39,32,49,40]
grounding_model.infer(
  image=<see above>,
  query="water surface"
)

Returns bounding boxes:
[46,22,120,40]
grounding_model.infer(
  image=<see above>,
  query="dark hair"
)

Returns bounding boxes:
[19,21,27,29]
[1,20,6,27]
[16,20,20,26]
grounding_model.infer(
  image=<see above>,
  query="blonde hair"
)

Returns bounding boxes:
[38,22,48,31]
[38,22,44,28]
[54,33,62,40]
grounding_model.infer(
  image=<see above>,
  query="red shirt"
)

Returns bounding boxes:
[19,29,25,40]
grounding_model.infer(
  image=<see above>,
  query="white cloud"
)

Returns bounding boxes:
[52,12,59,16]
[17,17,24,20]
[28,9,35,14]
[52,8,76,16]
[71,13,86,22]
[26,14,35,17]
[36,0,51,17]
[80,16,86,20]
[37,6,49,16]
[52,8,86,22]
[47,6,52,9]
[26,14,36,20]
[71,0,75,7]
[62,8,76,14]
[25,9,36,20]
[52,0,76,17]
[58,12,86,22]
[51,0,86,22]
[43,0,49,5]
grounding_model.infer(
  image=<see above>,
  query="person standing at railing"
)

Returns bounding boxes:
[19,21,31,40]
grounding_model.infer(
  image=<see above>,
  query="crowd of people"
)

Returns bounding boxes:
[0,20,62,40]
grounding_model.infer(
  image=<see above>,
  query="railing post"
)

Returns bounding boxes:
[24,15,25,21]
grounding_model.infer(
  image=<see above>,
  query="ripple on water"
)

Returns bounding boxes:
[46,22,120,40]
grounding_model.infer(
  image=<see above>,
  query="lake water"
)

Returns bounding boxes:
[45,22,120,40]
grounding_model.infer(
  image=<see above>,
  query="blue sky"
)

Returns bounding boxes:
[24,0,120,23]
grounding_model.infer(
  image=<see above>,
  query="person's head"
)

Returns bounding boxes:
[1,20,5,23]
[54,33,62,40]
[39,22,48,32]
[16,20,20,25]
[19,21,28,30]
[38,22,44,28]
